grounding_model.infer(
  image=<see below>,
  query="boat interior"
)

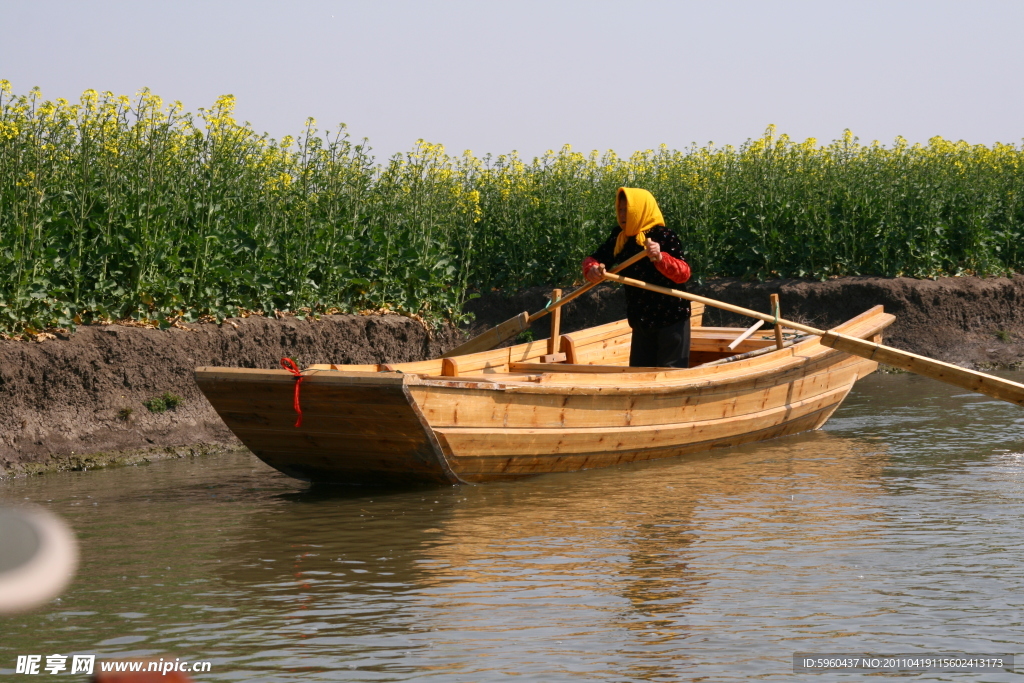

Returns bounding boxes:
[306,301,853,385]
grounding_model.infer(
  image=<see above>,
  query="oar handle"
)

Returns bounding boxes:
[528,251,648,323]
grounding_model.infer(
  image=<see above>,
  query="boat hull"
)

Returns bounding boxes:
[193,369,459,484]
[414,345,870,482]
[195,307,894,485]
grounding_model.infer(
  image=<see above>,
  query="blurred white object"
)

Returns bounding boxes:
[0,505,79,614]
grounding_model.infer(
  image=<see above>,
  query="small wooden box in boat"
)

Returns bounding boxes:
[194,304,894,484]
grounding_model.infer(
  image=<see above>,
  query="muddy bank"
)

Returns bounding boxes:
[466,274,1024,369]
[0,315,461,477]
[3,275,1023,477]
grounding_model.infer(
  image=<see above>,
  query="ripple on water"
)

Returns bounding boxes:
[1,371,1023,681]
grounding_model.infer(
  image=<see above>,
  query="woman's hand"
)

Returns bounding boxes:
[585,262,606,283]
[644,238,663,263]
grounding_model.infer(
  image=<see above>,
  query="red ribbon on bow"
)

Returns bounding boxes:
[280,357,304,428]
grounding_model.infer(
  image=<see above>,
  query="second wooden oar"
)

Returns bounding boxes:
[443,251,648,358]
[727,319,765,351]
[603,271,1024,408]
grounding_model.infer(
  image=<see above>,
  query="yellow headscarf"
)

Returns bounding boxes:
[613,187,665,256]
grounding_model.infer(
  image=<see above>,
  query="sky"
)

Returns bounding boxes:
[3,0,1023,162]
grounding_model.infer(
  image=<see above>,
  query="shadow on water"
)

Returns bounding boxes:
[277,479,449,503]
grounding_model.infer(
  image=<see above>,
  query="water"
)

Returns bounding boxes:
[2,371,1023,681]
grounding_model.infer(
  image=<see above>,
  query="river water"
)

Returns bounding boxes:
[2,371,1024,682]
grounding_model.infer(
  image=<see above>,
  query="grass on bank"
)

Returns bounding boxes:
[2,81,1023,336]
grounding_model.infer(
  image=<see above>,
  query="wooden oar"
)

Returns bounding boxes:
[442,251,649,358]
[603,272,1024,407]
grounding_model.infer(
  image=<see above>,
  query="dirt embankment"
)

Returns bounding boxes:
[3,275,1023,477]
[0,315,460,477]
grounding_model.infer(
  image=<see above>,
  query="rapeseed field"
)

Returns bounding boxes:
[2,82,1021,335]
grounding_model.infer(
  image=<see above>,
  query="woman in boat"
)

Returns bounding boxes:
[583,187,692,368]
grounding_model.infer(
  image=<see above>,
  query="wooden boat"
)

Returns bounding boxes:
[194,303,894,485]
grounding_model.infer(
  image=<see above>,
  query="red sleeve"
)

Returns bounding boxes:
[655,252,691,283]
[582,256,599,275]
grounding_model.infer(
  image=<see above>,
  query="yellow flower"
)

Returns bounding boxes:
[0,120,19,140]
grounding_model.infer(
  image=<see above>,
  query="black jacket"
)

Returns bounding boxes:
[589,225,690,329]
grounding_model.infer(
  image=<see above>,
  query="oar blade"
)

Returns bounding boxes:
[822,332,1024,407]
[442,311,530,358]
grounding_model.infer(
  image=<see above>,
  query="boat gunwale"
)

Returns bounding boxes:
[193,306,893,397]
[416,345,878,396]
[411,307,893,394]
